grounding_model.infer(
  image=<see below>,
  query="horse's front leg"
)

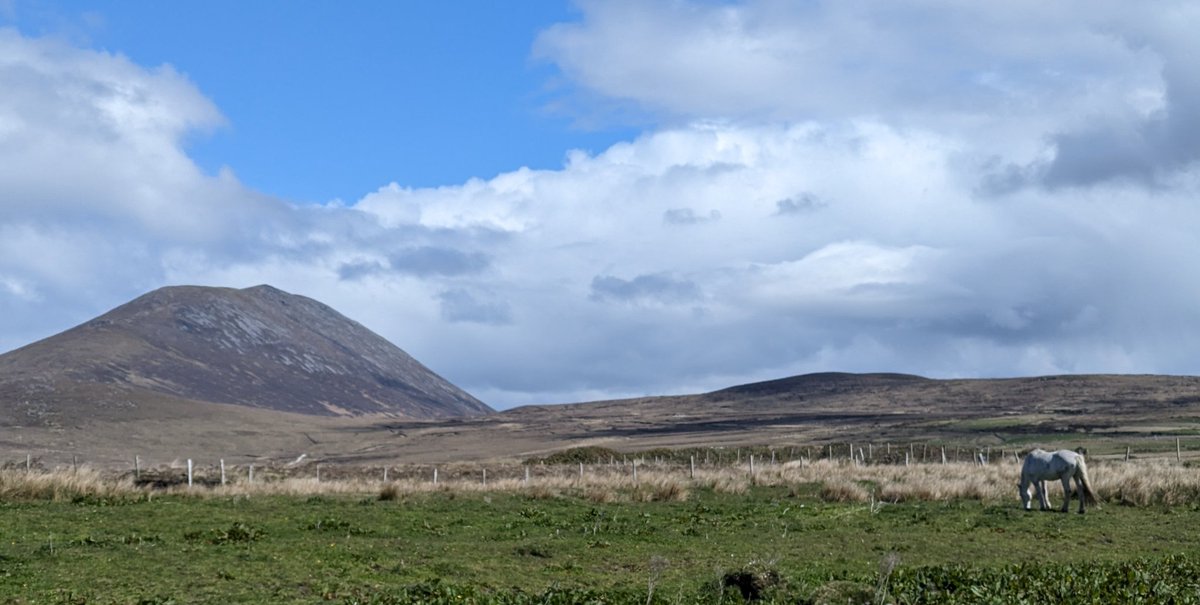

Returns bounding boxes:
[1059,476,1072,513]
[1036,481,1050,511]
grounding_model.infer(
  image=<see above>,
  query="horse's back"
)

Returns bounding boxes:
[1021,449,1080,480]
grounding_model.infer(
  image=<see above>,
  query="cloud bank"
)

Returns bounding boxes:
[2,1,1200,408]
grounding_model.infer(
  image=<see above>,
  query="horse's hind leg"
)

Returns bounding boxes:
[1075,475,1086,514]
[1059,476,1072,513]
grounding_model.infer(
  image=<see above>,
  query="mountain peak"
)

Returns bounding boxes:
[0,284,491,421]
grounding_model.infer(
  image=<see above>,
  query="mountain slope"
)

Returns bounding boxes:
[0,284,491,425]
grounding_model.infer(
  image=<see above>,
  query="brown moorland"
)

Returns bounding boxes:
[3,285,1200,468]
[5,371,1200,468]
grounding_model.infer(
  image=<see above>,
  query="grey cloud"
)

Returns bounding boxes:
[1052,23,1200,187]
[989,16,1200,190]
[388,246,490,277]
[437,289,512,325]
[775,193,825,215]
[982,117,1199,192]
[1040,118,1197,189]
[336,261,385,281]
[976,159,1039,196]
[663,208,721,225]
[590,273,701,304]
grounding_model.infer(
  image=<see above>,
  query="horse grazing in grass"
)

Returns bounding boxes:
[1019,449,1100,514]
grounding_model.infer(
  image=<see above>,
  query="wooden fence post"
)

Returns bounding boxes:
[249,464,255,483]
[433,467,438,485]
[690,455,696,479]
[25,454,30,473]
[632,460,638,483]
[1125,446,1131,462]
[383,467,388,482]
[749,455,755,476]
[220,459,226,486]
[1177,438,1182,462]
[187,459,193,487]
[524,465,530,485]
[72,455,78,473]
[579,462,584,480]
[134,455,141,481]
[941,447,947,465]
[482,468,487,487]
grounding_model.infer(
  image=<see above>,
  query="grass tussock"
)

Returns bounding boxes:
[632,477,690,502]
[699,472,749,495]
[819,479,870,503]
[584,486,620,503]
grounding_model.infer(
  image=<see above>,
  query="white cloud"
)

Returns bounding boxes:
[535,1,1158,121]
[345,119,1200,404]
[537,1,1200,186]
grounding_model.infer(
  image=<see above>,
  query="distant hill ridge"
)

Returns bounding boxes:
[0,284,491,424]
[711,372,929,396]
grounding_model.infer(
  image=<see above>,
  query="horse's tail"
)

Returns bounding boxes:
[1076,456,1102,507]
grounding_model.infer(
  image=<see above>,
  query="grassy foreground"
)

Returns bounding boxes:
[3,477,1200,604]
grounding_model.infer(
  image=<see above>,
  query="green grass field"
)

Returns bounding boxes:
[3,483,1200,604]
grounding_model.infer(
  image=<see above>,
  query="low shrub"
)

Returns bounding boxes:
[888,554,1200,604]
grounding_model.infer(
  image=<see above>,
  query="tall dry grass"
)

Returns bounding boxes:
[0,468,138,502]
[755,459,1017,503]
[1091,460,1200,506]
[4,458,1200,507]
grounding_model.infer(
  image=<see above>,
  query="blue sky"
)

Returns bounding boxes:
[2,1,1200,409]
[5,1,636,202]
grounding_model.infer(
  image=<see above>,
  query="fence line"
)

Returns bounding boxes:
[6,439,1197,491]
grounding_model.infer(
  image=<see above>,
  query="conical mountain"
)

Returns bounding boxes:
[0,284,491,425]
